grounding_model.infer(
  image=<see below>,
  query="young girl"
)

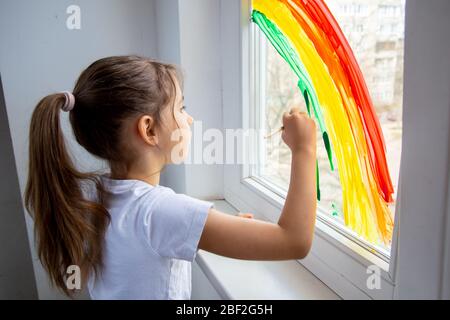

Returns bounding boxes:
[25,55,317,299]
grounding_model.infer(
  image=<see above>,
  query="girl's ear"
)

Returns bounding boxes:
[137,115,158,146]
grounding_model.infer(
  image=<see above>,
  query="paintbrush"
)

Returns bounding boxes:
[264,126,284,139]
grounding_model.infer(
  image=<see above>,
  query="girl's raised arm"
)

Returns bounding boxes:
[198,109,317,260]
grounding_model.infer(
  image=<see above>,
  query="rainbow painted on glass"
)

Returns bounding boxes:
[252,0,394,245]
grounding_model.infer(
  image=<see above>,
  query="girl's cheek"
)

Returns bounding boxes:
[175,112,191,129]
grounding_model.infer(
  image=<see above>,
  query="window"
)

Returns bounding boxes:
[378,23,400,36]
[338,3,368,17]
[378,4,401,18]
[253,0,405,258]
[376,41,397,52]
[375,57,396,68]
[221,0,450,299]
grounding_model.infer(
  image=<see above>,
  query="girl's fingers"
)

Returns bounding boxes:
[289,107,302,114]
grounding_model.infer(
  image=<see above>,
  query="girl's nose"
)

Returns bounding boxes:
[187,114,194,126]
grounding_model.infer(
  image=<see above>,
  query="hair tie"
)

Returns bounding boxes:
[61,91,75,112]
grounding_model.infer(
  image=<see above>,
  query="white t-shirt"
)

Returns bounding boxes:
[86,176,213,300]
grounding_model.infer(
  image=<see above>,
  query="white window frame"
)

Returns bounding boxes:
[221,0,450,299]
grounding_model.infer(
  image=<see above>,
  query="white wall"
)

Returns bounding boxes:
[156,0,224,200]
[0,0,158,299]
[178,0,224,200]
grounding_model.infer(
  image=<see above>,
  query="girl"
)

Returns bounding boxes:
[25,55,317,299]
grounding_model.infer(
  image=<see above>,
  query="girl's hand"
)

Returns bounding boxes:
[236,213,254,219]
[281,107,316,154]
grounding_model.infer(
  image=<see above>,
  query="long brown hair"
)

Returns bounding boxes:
[25,55,180,297]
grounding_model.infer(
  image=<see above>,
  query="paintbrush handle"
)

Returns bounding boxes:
[264,126,284,139]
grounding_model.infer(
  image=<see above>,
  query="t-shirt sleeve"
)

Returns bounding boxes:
[146,191,214,261]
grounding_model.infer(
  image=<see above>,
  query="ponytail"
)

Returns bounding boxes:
[25,93,110,297]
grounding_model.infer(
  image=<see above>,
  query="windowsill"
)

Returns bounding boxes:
[194,200,341,300]
[241,177,392,272]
